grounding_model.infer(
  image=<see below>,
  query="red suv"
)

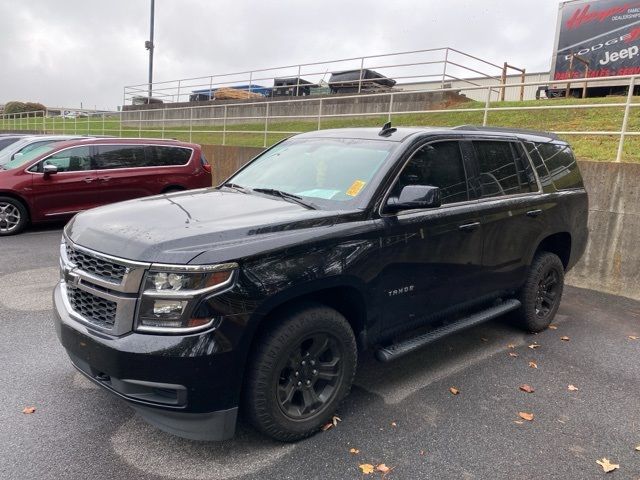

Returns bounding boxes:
[0,138,212,235]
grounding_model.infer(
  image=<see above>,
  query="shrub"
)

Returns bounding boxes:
[4,101,46,116]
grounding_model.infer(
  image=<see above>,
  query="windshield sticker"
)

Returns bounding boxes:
[296,189,341,199]
[346,180,366,197]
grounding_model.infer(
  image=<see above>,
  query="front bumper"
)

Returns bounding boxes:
[53,282,241,441]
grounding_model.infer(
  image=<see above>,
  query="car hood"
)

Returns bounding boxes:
[66,189,358,264]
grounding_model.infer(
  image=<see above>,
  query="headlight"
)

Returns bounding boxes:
[136,263,237,333]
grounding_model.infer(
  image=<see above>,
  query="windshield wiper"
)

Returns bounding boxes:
[252,188,317,210]
[221,182,250,193]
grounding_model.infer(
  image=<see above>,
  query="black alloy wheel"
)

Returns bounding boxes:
[276,333,344,420]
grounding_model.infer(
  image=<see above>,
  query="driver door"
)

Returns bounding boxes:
[30,146,98,221]
[377,140,484,334]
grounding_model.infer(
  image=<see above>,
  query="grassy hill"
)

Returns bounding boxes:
[6,96,640,162]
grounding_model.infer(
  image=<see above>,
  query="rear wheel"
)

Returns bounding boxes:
[243,303,357,442]
[0,197,28,236]
[513,252,565,332]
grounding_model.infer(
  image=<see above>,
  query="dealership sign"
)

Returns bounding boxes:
[552,0,640,80]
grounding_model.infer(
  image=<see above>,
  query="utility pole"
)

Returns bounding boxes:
[145,0,155,99]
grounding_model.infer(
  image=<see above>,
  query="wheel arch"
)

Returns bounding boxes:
[0,191,31,219]
[161,185,186,193]
[533,232,572,270]
[247,280,370,354]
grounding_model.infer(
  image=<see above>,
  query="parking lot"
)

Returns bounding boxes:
[1,225,639,479]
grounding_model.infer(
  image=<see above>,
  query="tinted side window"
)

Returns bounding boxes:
[145,146,192,166]
[41,147,93,172]
[535,142,583,190]
[94,145,146,170]
[472,141,536,198]
[523,142,551,184]
[391,141,468,205]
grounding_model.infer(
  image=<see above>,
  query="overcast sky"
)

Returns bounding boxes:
[0,0,565,110]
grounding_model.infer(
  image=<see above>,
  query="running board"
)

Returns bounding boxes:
[375,299,521,362]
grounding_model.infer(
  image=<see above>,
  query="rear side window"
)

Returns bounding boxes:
[472,141,537,198]
[94,145,146,170]
[391,141,469,205]
[145,146,192,166]
[523,142,553,189]
[535,142,583,190]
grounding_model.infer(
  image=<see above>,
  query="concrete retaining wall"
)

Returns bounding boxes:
[203,145,640,301]
[122,91,469,128]
[565,161,640,300]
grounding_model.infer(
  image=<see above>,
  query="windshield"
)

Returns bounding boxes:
[228,137,396,209]
[2,145,57,170]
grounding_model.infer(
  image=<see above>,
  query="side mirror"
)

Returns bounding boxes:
[43,164,59,175]
[12,152,23,161]
[387,185,441,211]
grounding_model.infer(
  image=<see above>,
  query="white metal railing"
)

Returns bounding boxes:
[122,47,509,105]
[1,73,639,163]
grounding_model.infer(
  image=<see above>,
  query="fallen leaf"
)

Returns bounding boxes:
[529,361,538,369]
[568,384,579,391]
[509,352,519,357]
[507,344,516,349]
[391,421,397,427]
[635,445,640,451]
[376,464,391,474]
[560,336,570,342]
[629,335,638,340]
[349,448,360,455]
[321,415,341,431]
[449,387,460,395]
[514,420,524,425]
[359,464,375,475]
[518,412,534,421]
[419,450,425,456]
[519,384,535,393]
[549,325,558,330]
[22,406,36,414]
[528,343,541,349]
[596,458,619,473]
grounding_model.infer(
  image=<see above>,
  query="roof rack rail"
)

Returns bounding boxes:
[452,125,559,140]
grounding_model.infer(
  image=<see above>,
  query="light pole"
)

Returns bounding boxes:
[145,0,155,99]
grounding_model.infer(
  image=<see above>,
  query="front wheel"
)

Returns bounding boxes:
[243,303,357,442]
[0,196,28,236]
[513,252,565,332]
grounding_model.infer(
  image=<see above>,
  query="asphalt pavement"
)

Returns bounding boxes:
[1,224,639,480]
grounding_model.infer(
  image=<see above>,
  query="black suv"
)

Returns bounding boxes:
[53,125,588,442]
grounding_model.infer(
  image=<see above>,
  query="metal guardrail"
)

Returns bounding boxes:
[122,47,509,105]
[1,74,639,163]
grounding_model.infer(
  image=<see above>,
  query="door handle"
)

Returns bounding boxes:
[83,177,95,183]
[526,209,543,218]
[99,176,111,182]
[458,221,480,232]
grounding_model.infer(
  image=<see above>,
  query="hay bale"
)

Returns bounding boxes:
[214,88,263,100]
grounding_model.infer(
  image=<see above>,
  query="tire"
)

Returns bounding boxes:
[0,196,28,236]
[243,302,357,442]
[513,252,565,332]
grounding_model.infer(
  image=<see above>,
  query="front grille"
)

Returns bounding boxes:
[66,244,128,283]
[66,284,117,328]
